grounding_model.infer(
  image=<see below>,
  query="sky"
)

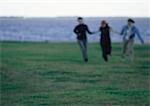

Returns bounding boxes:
[0,0,149,17]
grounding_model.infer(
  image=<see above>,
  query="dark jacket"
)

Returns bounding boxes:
[74,24,92,40]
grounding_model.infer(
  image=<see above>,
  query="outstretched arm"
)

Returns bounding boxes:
[94,30,100,34]
[86,26,95,34]
[135,27,144,44]
[110,27,120,35]
[120,26,126,35]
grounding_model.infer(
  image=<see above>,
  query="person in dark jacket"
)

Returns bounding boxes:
[97,20,112,62]
[74,17,94,62]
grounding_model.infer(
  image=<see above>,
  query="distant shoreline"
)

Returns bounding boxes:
[0,16,150,19]
[0,17,149,43]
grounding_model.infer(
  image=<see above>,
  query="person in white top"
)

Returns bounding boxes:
[120,18,144,61]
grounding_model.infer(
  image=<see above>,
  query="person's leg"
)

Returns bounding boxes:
[101,43,108,62]
[107,40,112,56]
[108,46,112,56]
[103,53,108,62]
[122,39,128,57]
[106,45,111,56]
[78,40,88,62]
[128,39,134,61]
[83,39,88,62]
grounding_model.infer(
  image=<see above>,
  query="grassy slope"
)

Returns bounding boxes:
[0,42,150,106]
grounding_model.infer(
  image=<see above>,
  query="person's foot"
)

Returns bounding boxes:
[104,59,108,62]
[84,58,88,63]
[103,56,108,62]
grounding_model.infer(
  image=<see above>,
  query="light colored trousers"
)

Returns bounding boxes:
[77,39,88,60]
[122,39,134,61]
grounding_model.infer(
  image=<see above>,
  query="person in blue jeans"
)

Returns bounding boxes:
[120,18,144,61]
[74,17,94,62]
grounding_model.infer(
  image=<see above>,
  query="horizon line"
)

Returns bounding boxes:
[0,16,150,18]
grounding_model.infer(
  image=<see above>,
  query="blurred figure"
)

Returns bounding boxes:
[95,20,119,62]
[74,17,94,63]
[120,18,144,61]
[97,20,112,62]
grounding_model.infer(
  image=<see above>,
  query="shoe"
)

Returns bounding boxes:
[84,58,88,63]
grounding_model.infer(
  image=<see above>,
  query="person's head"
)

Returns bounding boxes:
[127,18,135,27]
[101,20,107,28]
[77,17,84,24]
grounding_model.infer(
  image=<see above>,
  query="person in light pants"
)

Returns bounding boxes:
[120,18,144,61]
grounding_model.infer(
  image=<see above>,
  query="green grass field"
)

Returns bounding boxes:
[0,41,150,106]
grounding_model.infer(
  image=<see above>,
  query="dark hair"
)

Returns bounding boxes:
[78,17,83,20]
[101,20,107,25]
[101,20,109,27]
[128,18,135,23]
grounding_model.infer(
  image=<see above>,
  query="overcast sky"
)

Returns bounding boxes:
[0,0,149,17]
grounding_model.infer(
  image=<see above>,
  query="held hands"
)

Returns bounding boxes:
[110,28,120,35]
[92,31,99,34]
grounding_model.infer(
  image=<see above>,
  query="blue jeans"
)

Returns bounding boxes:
[77,39,88,60]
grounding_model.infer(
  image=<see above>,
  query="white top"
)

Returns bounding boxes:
[125,27,132,40]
